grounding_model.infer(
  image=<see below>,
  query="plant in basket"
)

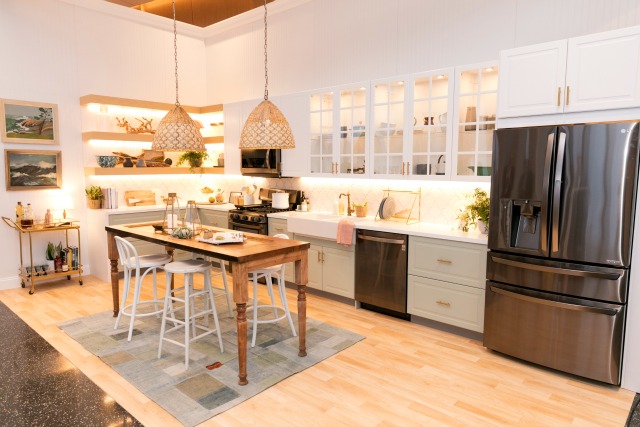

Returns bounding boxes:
[85,185,103,209]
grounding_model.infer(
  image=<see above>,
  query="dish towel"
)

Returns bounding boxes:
[336,219,355,246]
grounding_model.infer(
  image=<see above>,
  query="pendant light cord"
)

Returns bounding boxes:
[263,0,268,101]
[172,0,180,107]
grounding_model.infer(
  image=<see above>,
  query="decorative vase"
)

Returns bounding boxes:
[477,220,488,234]
[136,158,146,167]
[123,157,134,167]
[54,257,63,272]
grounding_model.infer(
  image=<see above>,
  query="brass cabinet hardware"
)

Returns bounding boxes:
[407,162,410,175]
[275,227,284,231]
[437,258,453,264]
[557,87,561,106]
[566,86,570,105]
[436,300,451,308]
[318,251,322,263]
[402,162,405,175]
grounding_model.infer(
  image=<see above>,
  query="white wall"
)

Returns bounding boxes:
[0,0,206,289]
[204,0,640,104]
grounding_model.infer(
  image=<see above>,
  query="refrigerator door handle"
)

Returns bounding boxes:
[490,285,621,316]
[551,131,566,253]
[491,255,621,280]
[541,131,555,251]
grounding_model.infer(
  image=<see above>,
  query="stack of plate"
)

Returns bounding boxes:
[378,196,396,219]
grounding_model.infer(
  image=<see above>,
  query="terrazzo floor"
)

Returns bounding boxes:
[0,301,142,426]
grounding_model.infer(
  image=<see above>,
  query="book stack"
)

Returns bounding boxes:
[101,188,119,209]
[61,246,79,270]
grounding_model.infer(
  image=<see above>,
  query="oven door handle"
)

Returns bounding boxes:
[490,285,621,316]
[491,256,621,280]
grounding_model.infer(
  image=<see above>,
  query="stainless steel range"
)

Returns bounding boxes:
[228,188,300,235]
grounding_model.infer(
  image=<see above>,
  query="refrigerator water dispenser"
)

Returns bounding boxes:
[510,200,541,250]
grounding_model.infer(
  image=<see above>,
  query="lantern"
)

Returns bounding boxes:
[163,193,181,234]
[183,200,202,236]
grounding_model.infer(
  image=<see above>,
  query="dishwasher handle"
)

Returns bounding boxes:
[357,234,405,245]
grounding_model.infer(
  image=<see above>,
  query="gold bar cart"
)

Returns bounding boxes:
[2,216,83,294]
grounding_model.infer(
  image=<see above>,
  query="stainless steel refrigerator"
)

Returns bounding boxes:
[484,122,639,385]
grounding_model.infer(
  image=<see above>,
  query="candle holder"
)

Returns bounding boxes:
[162,193,181,234]
[183,200,202,236]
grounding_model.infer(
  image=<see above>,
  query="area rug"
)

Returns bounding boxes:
[58,306,363,426]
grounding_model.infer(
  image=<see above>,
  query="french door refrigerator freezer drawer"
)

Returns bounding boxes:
[484,282,625,385]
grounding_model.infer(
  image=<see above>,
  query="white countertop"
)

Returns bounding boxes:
[268,210,488,245]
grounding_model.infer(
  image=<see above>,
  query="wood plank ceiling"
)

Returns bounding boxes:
[106,0,274,28]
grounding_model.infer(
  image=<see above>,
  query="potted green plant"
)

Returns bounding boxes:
[352,201,368,217]
[177,151,209,173]
[85,185,103,209]
[45,242,55,272]
[458,188,490,233]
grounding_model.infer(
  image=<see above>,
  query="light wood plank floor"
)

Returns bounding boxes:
[0,275,635,426]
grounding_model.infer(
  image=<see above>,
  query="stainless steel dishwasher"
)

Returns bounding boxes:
[355,229,409,319]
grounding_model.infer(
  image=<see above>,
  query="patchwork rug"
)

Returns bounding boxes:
[59,307,363,426]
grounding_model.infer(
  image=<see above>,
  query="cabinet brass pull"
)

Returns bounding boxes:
[436,300,451,308]
[437,258,453,264]
[318,251,322,263]
[566,86,570,105]
[557,87,561,106]
[275,227,284,231]
[402,162,405,175]
[407,162,410,174]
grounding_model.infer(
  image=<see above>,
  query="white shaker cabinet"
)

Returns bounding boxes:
[498,25,640,118]
[407,236,487,332]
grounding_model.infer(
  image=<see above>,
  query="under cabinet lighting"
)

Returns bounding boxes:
[436,75,445,79]
[484,67,494,72]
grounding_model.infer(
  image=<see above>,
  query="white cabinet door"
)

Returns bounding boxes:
[322,246,354,298]
[566,26,640,112]
[272,93,309,177]
[497,40,567,118]
[307,244,323,290]
[222,101,245,175]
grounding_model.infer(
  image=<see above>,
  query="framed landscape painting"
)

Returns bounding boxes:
[0,99,59,144]
[4,149,62,190]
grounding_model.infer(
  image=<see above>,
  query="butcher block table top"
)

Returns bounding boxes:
[104,222,310,385]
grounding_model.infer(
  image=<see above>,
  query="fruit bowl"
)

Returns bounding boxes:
[96,155,118,168]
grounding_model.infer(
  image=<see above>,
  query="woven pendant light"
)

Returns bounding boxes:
[239,0,295,149]
[152,0,205,152]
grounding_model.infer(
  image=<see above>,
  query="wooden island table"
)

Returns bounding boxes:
[105,223,310,385]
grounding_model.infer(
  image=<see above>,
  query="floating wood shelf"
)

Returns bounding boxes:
[82,131,223,144]
[80,94,223,115]
[84,166,225,176]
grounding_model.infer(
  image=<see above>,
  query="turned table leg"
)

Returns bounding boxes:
[231,261,249,385]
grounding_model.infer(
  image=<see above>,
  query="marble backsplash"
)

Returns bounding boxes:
[86,174,490,227]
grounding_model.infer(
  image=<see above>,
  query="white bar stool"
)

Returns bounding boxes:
[113,236,171,342]
[158,259,224,369]
[247,234,297,347]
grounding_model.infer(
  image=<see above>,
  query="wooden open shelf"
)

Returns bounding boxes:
[80,94,223,115]
[82,131,223,144]
[84,166,225,176]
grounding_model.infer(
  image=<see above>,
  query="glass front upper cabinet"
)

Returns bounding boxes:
[338,86,368,175]
[410,69,454,178]
[310,85,368,176]
[309,91,334,175]
[453,63,499,179]
[371,79,406,177]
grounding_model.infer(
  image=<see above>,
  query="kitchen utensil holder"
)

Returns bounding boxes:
[375,189,421,225]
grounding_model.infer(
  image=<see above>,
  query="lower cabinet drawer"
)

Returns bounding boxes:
[408,275,485,332]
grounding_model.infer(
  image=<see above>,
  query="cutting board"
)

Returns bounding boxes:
[124,190,156,206]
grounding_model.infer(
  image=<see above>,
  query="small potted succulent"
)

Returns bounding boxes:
[352,201,368,218]
[458,188,490,233]
[85,185,103,209]
[45,242,56,272]
[177,151,209,173]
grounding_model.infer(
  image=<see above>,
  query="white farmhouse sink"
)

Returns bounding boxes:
[287,213,369,240]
